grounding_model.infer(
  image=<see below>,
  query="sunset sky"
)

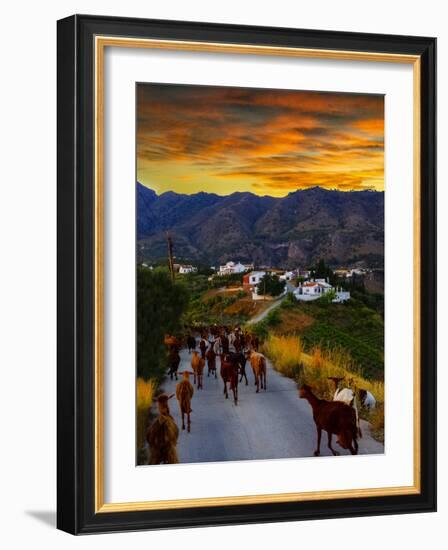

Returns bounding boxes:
[137,83,384,197]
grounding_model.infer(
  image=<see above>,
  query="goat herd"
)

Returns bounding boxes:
[146,326,377,465]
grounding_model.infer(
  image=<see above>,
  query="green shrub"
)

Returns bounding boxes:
[137,267,189,381]
[258,273,286,297]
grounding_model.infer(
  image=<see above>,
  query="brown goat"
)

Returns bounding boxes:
[246,350,267,393]
[167,348,181,380]
[176,371,194,432]
[190,350,200,385]
[164,334,181,348]
[220,353,239,405]
[191,350,205,389]
[196,356,205,389]
[299,384,358,456]
[206,347,217,378]
[199,338,207,359]
[248,334,260,351]
[146,393,179,464]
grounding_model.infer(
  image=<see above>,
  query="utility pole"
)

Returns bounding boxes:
[166,233,174,282]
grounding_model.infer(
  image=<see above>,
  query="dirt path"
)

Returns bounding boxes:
[246,295,286,324]
[246,282,295,325]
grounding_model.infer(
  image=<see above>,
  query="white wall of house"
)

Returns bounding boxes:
[247,271,266,285]
[280,271,296,281]
[218,261,248,275]
[302,283,327,295]
[232,262,246,273]
[294,283,350,303]
[179,265,197,274]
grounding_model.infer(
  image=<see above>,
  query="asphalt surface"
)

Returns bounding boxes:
[162,346,384,464]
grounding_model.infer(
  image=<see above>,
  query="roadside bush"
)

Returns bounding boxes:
[263,334,303,379]
[137,266,189,381]
[281,291,297,309]
[136,377,156,452]
[249,307,282,342]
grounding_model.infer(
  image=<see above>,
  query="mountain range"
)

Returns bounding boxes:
[137,182,384,268]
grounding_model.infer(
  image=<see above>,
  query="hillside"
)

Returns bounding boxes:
[262,298,384,380]
[137,182,384,268]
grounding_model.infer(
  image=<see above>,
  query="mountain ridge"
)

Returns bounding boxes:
[137,182,384,268]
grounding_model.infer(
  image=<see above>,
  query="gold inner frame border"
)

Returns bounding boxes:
[94,36,421,513]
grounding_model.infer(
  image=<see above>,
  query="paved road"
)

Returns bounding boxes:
[162,346,384,464]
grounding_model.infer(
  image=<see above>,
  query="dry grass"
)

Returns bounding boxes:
[304,347,354,398]
[224,297,271,318]
[136,377,156,451]
[263,334,303,378]
[263,335,384,442]
[366,403,385,442]
[272,309,315,335]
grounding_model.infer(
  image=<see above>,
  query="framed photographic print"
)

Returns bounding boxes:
[57,15,436,534]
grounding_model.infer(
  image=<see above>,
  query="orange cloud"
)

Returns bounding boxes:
[137,84,384,196]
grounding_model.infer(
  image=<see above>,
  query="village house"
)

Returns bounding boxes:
[294,280,350,303]
[348,267,369,277]
[218,261,254,276]
[243,270,267,291]
[178,264,198,274]
[279,270,298,281]
[249,272,288,301]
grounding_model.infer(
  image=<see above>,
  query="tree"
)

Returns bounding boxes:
[258,273,286,297]
[319,287,337,304]
[137,266,189,380]
[311,259,336,284]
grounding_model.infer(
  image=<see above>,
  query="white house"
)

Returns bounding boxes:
[243,271,266,289]
[301,281,332,297]
[348,268,368,277]
[218,261,253,275]
[279,270,297,281]
[179,264,197,274]
[250,274,288,301]
[294,280,350,303]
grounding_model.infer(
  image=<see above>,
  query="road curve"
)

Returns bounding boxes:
[247,282,295,325]
[161,347,384,464]
[246,296,286,325]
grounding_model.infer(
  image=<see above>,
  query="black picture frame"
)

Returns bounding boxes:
[57,14,436,535]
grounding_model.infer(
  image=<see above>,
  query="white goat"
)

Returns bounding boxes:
[358,389,376,410]
[328,377,362,438]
